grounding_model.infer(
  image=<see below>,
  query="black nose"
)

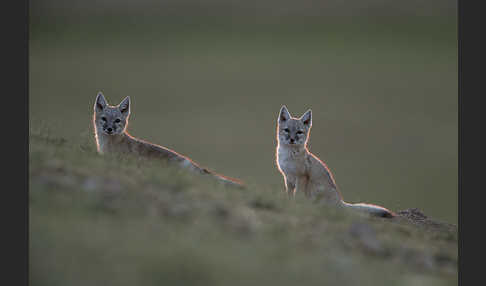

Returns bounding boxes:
[107,128,113,132]
[290,138,295,143]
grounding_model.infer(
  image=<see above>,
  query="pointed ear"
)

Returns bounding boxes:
[301,109,312,127]
[118,96,130,115]
[95,92,107,111]
[278,105,291,122]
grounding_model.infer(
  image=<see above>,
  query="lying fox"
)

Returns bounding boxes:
[275,105,394,218]
[93,92,244,188]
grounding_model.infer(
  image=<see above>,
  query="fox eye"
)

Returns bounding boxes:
[297,130,304,135]
[283,128,290,133]
[101,117,107,122]
[115,118,121,123]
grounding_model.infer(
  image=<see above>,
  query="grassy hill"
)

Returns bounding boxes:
[29,128,457,286]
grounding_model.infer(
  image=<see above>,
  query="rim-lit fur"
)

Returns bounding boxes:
[92,92,244,188]
[275,105,394,218]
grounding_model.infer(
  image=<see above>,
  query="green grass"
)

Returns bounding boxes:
[29,129,457,286]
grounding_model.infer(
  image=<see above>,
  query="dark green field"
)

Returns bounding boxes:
[30,2,457,285]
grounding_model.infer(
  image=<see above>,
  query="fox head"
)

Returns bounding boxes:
[93,92,130,135]
[276,105,312,146]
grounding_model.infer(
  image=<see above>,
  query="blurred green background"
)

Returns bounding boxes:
[30,0,457,224]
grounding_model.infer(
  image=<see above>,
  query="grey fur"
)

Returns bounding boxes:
[93,92,244,188]
[276,105,394,218]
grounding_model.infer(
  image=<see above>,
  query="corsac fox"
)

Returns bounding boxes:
[93,92,244,188]
[275,105,394,217]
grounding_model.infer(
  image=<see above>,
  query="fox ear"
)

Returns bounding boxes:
[279,105,291,122]
[301,109,312,127]
[119,96,130,115]
[95,92,107,111]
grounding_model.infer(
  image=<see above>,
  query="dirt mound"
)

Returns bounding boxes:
[395,208,457,233]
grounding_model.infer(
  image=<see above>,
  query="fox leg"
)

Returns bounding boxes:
[296,175,311,198]
[284,175,296,198]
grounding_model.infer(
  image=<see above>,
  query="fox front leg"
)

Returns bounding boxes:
[296,176,311,198]
[284,176,296,198]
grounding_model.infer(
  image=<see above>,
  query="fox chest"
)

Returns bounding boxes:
[99,140,119,153]
[97,135,130,154]
[277,149,309,176]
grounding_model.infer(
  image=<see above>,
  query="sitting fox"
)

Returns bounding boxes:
[275,106,394,217]
[93,92,244,188]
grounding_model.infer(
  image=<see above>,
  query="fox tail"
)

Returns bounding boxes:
[342,201,395,218]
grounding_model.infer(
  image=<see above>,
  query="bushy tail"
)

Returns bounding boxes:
[342,201,395,218]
